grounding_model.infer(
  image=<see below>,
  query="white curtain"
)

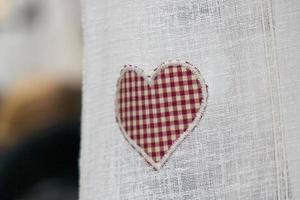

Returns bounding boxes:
[80,0,300,199]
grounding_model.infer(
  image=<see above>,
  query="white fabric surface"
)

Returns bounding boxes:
[273,0,300,198]
[80,0,299,199]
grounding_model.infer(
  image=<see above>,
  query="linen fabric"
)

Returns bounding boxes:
[80,0,300,199]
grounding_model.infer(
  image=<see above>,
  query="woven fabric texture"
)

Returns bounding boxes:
[116,62,207,169]
[80,0,299,199]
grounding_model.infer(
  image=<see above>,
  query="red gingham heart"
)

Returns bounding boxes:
[116,60,208,170]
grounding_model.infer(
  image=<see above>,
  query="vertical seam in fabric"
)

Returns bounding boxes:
[259,0,290,199]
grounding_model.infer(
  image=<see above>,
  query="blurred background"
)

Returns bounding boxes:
[0,0,82,199]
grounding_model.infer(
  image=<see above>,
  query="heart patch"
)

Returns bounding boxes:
[116,60,208,170]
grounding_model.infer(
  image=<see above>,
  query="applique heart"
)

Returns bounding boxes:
[116,60,208,170]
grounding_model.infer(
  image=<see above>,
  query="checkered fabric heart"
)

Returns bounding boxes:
[116,60,208,170]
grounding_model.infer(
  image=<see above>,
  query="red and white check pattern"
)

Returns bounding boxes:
[117,63,205,166]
